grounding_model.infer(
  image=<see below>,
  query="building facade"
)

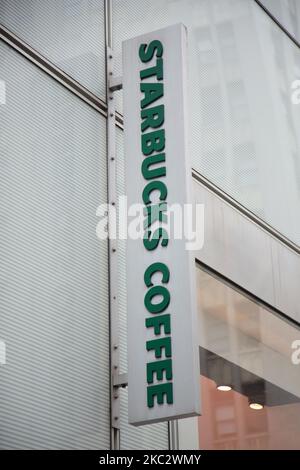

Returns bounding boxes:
[1,0,300,450]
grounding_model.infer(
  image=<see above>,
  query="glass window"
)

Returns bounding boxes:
[113,0,300,246]
[197,265,300,450]
[0,41,109,449]
[0,0,106,98]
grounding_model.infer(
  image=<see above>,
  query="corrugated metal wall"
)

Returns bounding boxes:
[0,42,110,449]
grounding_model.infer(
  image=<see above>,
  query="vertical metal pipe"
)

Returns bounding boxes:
[105,0,120,450]
[169,420,179,450]
[105,0,113,49]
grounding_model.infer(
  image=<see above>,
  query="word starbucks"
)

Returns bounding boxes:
[139,39,174,408]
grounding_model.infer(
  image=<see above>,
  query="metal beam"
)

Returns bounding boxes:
[0,25,108,117]
[106,45,120,437]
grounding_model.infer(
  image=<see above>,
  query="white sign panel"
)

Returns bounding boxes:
[123,24,200,426]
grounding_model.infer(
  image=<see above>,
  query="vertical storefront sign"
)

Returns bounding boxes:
[123,24,200,425]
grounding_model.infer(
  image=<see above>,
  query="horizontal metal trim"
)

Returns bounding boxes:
[0,24,108,117]
[1,2,299,116]
[192,169,300,256]
[254,0,300,49]
[115,111,124,129]
[196,259,300,330]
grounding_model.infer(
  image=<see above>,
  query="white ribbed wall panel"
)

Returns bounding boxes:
[0,0,106,98]
[119,389,169,451]
[0,41,110,449]
[116,127,127,376]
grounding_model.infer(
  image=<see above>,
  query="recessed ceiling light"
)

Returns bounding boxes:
[216,385,232,392]
[249,402,264,410]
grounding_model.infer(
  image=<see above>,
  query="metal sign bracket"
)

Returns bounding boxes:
[106,45,124,450]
